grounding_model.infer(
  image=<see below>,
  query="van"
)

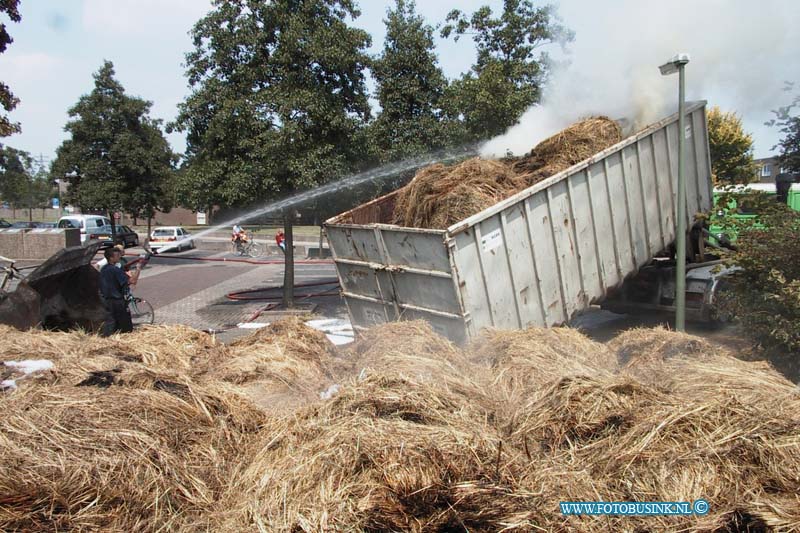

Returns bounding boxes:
[57,215,113,245]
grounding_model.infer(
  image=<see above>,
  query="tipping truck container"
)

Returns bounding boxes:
[325,102,714,342]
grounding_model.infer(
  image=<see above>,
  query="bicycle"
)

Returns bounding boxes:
[0,255,22,292]
[231,235,263,258]
[122,247,157,328]
[127,294,154,327]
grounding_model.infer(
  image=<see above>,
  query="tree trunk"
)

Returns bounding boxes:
[282,211,294,308]
[318,225,324,259]
[147,216,152,237]
[28,179,33,222]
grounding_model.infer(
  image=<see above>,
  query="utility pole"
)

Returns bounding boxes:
[659,54,690,332]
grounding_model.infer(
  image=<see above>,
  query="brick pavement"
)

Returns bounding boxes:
[146,261,338,330]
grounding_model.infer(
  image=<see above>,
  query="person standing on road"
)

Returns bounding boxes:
[275,230,286,254]
[99,247,133,336]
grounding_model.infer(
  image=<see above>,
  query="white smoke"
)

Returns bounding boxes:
[480,0,800,159]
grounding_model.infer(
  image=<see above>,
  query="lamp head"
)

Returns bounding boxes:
[659,53,690,76]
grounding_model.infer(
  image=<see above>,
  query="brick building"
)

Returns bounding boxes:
[755,156,792,183]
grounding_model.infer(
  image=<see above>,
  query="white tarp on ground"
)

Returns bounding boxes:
[4,360,54,374]
[305,318,355,345]
[236,317,355,345]
[1,359,55,391]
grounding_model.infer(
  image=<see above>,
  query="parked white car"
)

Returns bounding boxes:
[150,226,195,252]
[57,215,113,245]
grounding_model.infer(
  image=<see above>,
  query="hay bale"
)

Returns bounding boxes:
[511,116,622,186]
[200,318,338,412]
[214,374,539,532]
[0,383,265,532]
[392,158,518,229]
[470,327,619,408]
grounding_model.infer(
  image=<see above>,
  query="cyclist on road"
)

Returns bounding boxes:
[232,224,248,247]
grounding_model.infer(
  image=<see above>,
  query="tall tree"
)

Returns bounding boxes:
[370,0,453,162]
[0,0,21,137]
[440,0,572,141]
[0,144,31,217]
[707,106,757,184]
[173,0,371,306]
[768,83,800,173]
[52,61,175,237]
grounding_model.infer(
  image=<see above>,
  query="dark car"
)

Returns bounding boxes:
[114,225,140,248]
[0,219,11,228]
[10,221,46,229]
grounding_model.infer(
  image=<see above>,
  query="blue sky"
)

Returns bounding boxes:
[1,0,796,165]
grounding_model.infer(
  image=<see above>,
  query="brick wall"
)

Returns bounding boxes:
[0,207,203,227]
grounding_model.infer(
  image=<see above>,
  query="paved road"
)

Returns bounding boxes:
[125,247,340,330]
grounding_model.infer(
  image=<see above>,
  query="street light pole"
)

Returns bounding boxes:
[55,179,62,217]
[659,53,690,332]
[64,171,78,217]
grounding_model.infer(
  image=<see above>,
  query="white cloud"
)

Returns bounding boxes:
[0,52,63,83]
[82,0,211,36]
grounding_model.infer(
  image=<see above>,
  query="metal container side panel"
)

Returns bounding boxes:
[449,103,713,333]
[693,108,714,209]
[326,223,469,341]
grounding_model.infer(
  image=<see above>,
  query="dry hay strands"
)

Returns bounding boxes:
[106,324,225,373]
[0,382,266,532]
[507,371,800,531]
[347,320,474,382]
[0,325,227,391]
[507,375,664,455]
[214,374,541,532]
[608,326,719,368]
[610,327,800,412]
[200,317,339,412]
[591,394,800,532]
[392,158,519,229]
[469,326,619,410]
[511,116,622,188]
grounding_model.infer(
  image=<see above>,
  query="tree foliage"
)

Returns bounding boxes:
[173,0,372,305]
[440,0,572,141]
[717,191,800,352]
[0,146,54,217]
[707,106,757,184]
[369,0,456,162]
[0,144,31,208]
[171,0,372,213]
[52,61,175,222]
[768,83,800,173]
[0,0,21,137]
